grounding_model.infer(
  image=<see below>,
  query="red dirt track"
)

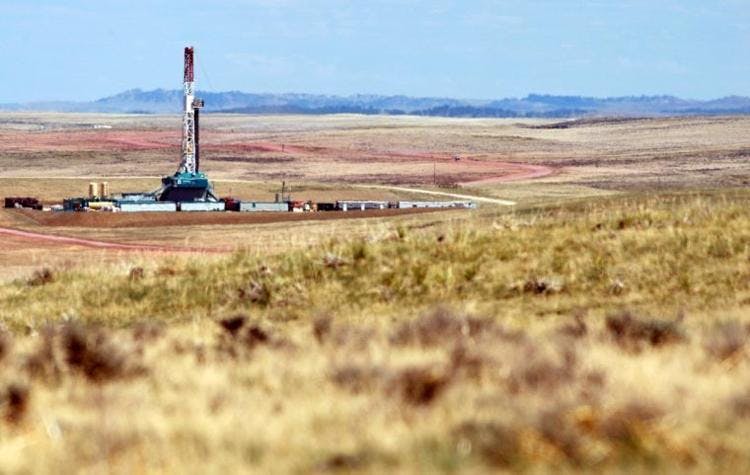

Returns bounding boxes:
[462,161,554,185]
[1,129,555,185]
[0,226,225,253]
[0,130,179,152]
[211,141,555,185]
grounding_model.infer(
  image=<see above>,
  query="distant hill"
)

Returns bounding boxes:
[3,89,750,118]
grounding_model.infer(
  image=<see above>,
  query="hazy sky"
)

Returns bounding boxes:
[2,0,748,102]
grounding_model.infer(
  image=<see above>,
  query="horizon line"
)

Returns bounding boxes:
[3,89,750,105]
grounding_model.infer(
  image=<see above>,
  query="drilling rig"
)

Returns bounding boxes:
[157,46,218,202]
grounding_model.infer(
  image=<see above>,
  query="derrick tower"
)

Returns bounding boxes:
[157,46,217,202]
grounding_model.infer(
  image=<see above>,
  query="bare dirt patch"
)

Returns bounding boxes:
[12,207,443,229]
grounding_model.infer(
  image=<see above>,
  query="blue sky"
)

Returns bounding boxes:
[1,0,748,102]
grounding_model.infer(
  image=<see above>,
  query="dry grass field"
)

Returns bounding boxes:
[1,191,750,473]
[0,112,749,473]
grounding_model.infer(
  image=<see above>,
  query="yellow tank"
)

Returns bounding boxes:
[101,181,110,198]
[88,201,114,210]
[88,182,98,198]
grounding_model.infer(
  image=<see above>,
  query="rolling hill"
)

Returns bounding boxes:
[3,89,750,118]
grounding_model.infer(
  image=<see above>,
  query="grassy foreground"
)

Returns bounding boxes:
[1,190,750,473]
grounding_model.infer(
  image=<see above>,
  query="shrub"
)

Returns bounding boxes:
[453,421,521,467]
[704,321,747,361]
[3,384,30,425]
[28,268,55,286]
[605,311,685,350]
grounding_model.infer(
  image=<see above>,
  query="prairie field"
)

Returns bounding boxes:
[0,113,749,473]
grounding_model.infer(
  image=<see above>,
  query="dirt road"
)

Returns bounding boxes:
[353,185,516,205]
[353,159,555,205]
[461,161,555,185]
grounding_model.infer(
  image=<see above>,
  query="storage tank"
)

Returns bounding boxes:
[88,201,115,211]
[101,182,110,198]
[88,182,99,198]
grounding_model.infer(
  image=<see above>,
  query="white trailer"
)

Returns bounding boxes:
[179,202,225,212]
[337,200,389,211]
[239,201,288,212]
[119,202,178,212]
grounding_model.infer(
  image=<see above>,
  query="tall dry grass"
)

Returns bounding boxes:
[0,190,749,473]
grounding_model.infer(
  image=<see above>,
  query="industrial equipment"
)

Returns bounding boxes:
[63,197,88,211]
[88,182,110,199]
[119,202,177,212]
[4,197,42,210]
[156,47,217,203]
[238,201,289,212]
[50,47,479,216]
[338,200,389,211]
[179,202,226,212]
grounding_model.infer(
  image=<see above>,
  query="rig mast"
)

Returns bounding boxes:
[157,46,216,202]
[179,47,204,174]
